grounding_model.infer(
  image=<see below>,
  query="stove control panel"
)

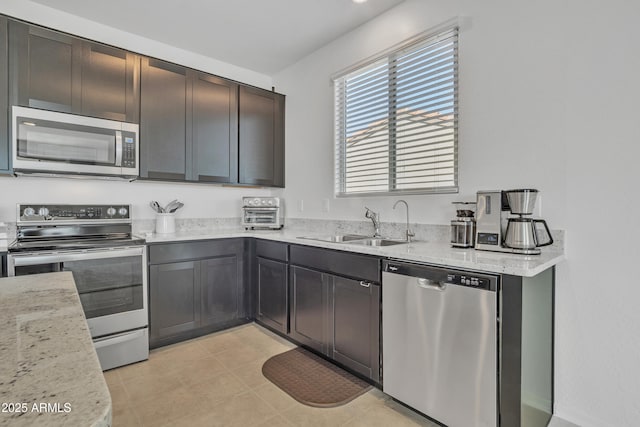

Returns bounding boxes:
[18,204,132,221]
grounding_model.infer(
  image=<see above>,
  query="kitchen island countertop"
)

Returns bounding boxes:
[142,228,565,277]
[0,272,111,427]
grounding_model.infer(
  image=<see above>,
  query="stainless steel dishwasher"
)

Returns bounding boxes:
[382,260,498,427]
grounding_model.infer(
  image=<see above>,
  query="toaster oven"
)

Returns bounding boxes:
[242,197,283,230]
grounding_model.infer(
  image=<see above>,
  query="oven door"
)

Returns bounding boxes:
[8,246,147,338]
[243,207,279,227]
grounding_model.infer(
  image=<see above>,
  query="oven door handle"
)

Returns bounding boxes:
[10,247,145,267]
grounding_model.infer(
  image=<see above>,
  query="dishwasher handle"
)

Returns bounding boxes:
[416,278,446,291]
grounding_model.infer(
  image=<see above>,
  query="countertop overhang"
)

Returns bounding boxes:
[143,229,565,277]
[0,272,111,427]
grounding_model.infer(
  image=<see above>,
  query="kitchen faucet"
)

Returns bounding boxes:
[393,200,415,242]
[364,207,382,238]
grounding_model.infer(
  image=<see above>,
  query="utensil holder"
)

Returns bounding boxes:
[155,213,176,234]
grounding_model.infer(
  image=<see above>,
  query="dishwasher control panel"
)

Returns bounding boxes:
[446,273,491,290]
[384,260,498,292]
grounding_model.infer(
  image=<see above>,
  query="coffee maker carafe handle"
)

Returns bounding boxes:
[533,219,554,247]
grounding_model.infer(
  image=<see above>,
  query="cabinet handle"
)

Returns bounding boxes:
[360,281,371,288]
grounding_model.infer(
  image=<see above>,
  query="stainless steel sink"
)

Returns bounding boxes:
[297,234,371,243]
[348,238,409,247]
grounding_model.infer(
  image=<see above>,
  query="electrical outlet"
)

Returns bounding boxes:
[297,199,304,212]
[322,199,330,213]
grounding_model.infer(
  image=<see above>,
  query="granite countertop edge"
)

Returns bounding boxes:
[140,229,565,278]
[0,271,112,427]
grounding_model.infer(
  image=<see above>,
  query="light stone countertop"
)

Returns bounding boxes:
[142,228,565,277]
[0,272,111,427]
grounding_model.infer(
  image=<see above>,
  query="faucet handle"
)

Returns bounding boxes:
[364,206,377,218]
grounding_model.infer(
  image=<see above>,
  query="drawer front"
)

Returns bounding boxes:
[255,239,288,262]
[149,239,244,264]
[289,245,380,283]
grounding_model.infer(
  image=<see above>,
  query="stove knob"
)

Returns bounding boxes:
[253,198,260,206]
[38,207,49,217]
[118,207,128,217]
[106,207,117,216]
[267,199,274,206]
[23,207,35,216]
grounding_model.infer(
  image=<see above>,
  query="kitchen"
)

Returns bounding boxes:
[0,0,638,427]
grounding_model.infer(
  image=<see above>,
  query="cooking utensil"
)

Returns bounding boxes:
[163,199,178,213]
[169,202,184,213]
[150,201,163,213]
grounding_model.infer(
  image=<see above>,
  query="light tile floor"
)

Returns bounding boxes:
[104,323,438,427]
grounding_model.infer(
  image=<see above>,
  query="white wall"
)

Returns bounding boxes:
[273,0,568,227]
[0,0,272,89]
[273,0,640,426]
[557,0,640,425]
[0,176,269,221]
[0,0,273,222]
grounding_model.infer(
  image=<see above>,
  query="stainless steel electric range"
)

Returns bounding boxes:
[7,204,148,371]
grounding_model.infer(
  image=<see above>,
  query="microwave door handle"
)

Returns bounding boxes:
[115,130,123,167]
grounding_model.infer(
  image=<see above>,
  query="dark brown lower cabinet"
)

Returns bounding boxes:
[256,257,288,333]
[149,261,200,342]
[332,276,380,383]
[288,262,381,383]
[200,255,240,326]
[289,266,330,354]
[148,239,248,348]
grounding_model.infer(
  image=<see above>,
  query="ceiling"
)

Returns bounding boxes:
[30,0,406,75]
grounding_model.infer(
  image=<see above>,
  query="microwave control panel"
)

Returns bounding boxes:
[122,131,137,168]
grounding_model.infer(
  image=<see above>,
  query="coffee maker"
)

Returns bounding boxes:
[475,189,553,255]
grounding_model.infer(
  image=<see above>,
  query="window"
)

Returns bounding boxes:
[334,26,458,196]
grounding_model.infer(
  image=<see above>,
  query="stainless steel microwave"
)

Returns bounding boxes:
[11,106,139,179]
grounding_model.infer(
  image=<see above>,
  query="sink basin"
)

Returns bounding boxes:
[348,238,409,247]
[297,234,371,243]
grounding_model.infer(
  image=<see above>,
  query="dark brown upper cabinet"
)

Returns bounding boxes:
[139,58,189,181]
[8,20,139,123]
[0,16,9,174]
[139,57,239,184]
[239,86,285,187]
[192,73,238,183]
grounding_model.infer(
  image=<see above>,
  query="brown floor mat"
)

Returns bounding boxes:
[262,347,372,408]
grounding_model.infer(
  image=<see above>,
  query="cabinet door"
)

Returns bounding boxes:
[0,17,9,173]
[149,261,201,346]
[191,72,238,183]
[81,42,139,122]
[290,266,329,354]
[200,255,239,326]
[331,276,380,382]
[256,257,288,333]
[238,86,284,187]
[9,20,82,113]
[140,58,188,180]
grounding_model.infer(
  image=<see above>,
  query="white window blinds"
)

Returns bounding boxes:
[334,26,458,196]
